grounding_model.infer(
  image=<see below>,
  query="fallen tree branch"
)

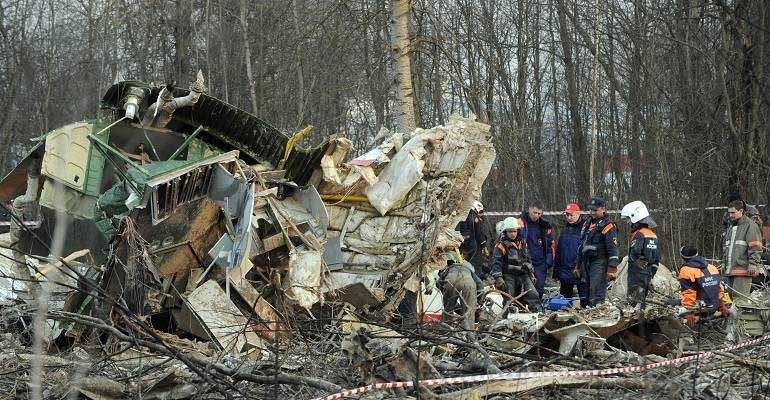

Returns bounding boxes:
[715,351,770,372]
[46,310,342,393]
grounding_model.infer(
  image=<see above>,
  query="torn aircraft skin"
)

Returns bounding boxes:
[0,72,500,359]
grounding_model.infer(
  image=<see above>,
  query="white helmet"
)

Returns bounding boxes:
[495,220,505,236]
[621,201,650,223]
[472,200,484,213]
[501,217,521,232]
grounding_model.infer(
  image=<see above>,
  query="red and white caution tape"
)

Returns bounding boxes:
[314,333,770,400]
[484,203,767,217]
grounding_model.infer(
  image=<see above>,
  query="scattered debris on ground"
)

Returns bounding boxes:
[0,76,768,399]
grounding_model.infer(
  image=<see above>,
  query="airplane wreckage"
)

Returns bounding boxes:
[0,72,497,352]
[0,74,769,399]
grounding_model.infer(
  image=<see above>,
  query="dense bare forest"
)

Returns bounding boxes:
[0,0,768,262]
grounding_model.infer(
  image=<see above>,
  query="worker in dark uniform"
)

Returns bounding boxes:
[620,201,661,308]
[518,201,555,299]
[458,201,490,278]
[576,196,619,306]
[555,203,586,304]
[490,217,540,312]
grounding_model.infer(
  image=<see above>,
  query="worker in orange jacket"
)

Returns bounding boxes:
[677,245,729,327]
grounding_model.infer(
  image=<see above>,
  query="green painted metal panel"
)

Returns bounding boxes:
[84,121,109,196]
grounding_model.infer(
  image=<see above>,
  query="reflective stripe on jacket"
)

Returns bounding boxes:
[491,237,530,277]
[628,226,660,269]
[578,216,619,265]
[723,215,763,272]
[679,256,724,308]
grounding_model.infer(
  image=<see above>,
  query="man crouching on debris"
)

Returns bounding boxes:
[490,217,540,312]
[438,251,484,330]
[676,245,730,327]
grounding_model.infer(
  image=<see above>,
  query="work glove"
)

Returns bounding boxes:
[683,312,699,328]
[718,302,730,318]
[481,246,490,258]
[494,276,506,291]
[747,264,761,277]
[607,266,618,282]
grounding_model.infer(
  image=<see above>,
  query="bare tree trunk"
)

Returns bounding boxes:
[390,0,416,133]
[174,0,192,79]
[556,0,588,199]
[205,0,212,91]
[239,0,258,115]
[549,0,565,201]
[515,0,528,132]
[588,0,600,196]
[291,0,306,127]
[218,0,229,103]
[532,2,546,202]
[362,0,386,133]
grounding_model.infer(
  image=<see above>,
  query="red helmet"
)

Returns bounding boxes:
[564,203,581,214]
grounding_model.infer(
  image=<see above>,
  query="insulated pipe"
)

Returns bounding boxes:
[121,86,149,121]
[142,70,206,128]
[124,96,139,120]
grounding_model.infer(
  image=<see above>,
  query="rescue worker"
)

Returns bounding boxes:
[438,251,484,330]
[722,192,762,230]
[518,201,555,298]
[723,199,763,303]
[490,217,540,312]
[677,245,729,327]
[458,201,490,278]
[554,203,586,304]
[620,201,660,308]
[576,196,619,306]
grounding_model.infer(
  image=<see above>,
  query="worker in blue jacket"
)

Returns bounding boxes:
[554,203,587,306]
[519,201,555,298]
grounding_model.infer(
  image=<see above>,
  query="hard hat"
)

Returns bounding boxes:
[495,220,505,236]
[621,201,650,223]
[472,200,484,213]
[501,217,520,232]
